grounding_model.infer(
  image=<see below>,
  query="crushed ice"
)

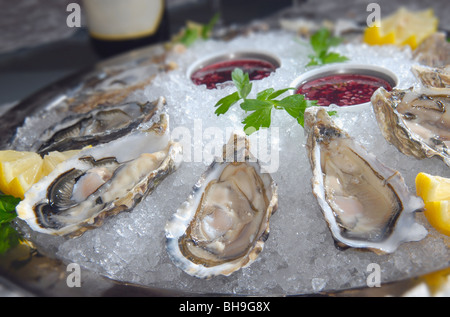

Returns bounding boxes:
[16,31,450,295]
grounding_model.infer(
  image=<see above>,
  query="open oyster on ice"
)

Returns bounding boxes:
[17,100,182,237]
[305,107,426,254]
[413,32,450,67]
[371,86,450,166]
[411,64,450,89]
[33,99,162,156]
[165,133,278,278]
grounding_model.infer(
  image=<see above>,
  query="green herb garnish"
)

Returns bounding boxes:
[0,195,22,254]
[306,28,349,66]
[177,13,220,47]
[201,12,220,40]
[214,68,318,135]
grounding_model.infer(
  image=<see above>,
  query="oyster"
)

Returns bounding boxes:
[165,133,278,278]
[305,107,426,253]
[17,113,182,237]
[34,98,164,156]
[371,86,450,166]
[411,64,450,88]
[66,57,166,113]
[413,32,450,67]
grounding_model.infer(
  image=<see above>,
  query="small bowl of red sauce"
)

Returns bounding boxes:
[291,64,398,111]
[188,51,281,89]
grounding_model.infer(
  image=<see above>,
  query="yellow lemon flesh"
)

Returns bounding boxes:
[416,172,450,202]
[0,151,43,198]
[364,7,439,49]
[41,150,81,177]
[6,163,43,199]
[0,149,80,199]
[416,172,450,237]
[422,267,450,295]
[423,201,450,237]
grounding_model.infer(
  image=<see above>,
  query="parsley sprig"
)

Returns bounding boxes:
[176,13,220,47]
[0,195,22,255]
[306,28,349,66]
[214,69,318,135]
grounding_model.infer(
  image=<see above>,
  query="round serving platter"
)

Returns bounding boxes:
[0,23,449,297]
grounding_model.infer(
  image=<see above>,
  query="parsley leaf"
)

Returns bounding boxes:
[268,88,295,100]
[310,28,333,56]
[179,28,200,47]
[321,52,350,64]
[214,91,240,115]
[0,223,22,255]
[241,103,273,133]
[176,13,220,47]
[276,94,318,126]
[232,68,252,99]
[0,194,22,255]
[0,195,20,224]
[201,13,220,39]
[327,111,338,117]
[256,88,276,101]
[214,69,318,135]
[306,28,349,66]
[214,68,252,115]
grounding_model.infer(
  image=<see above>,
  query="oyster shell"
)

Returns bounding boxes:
[411,64,450,89]
[165,133,278,278]
[305,107,426,253]
[66,57,165,113]
[413,32,450,67]
[34,98,164,156]
[371,86,450,166]
[17,113,182,237]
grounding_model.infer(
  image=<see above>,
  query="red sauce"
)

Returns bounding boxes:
[191,59,277,89]
[296,74,393,107]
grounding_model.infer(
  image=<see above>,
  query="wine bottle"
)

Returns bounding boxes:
[82,0,170,58]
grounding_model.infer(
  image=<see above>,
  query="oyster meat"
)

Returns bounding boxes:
[305,107,426,253]
[371,86,450,166]
[17,112,182,237]
[165,133,278,278]
[34,98,164,156]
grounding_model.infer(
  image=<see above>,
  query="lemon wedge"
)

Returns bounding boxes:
[0,151,43,198]
[6,163,43,199]
[0,149,81,199]
[364,7,439,49]
[41,150,81,177]
[423,201,450,236]
[416,172,450,237]
[0,151,35,190]
[416,172,450,202]
[422,267,450,295]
